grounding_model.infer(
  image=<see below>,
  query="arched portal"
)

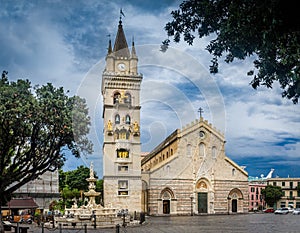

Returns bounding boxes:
[159,188,175,215]
[196,179,208,214]
[227,188,244,214]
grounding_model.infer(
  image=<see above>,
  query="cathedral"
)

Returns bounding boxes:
[101,18,249,215]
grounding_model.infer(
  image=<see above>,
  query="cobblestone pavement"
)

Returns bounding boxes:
[22,213,300,233]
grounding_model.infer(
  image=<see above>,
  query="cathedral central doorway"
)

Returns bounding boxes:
[198,192,207,213]
[163,200,170,214]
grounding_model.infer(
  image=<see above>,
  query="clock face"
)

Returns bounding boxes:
[199,130,206,139]
[118,63,126,71]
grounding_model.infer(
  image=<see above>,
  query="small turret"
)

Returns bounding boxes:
[105,38,114,72]
[130,39,138,74]
[107,39,112,55]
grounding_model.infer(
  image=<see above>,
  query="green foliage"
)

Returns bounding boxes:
[59,166,103,207]
[163,0,300,103]
[0,71,93,206]
[261,185,283,208]
[59,166,96,191]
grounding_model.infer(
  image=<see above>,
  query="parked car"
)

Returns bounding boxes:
[263,208,274,213]
[293,208,300,215]
[288,206,294,213]
[274,207,289,214]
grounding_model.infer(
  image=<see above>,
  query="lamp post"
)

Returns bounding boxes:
[190,196,194,216]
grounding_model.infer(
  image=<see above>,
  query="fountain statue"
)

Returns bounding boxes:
[83,162,100,208]
[55,162,122,228]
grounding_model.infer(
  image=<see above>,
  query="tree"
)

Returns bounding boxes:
[59,166,96,193]
[0,71,93,232]
[162,0,300,103]
[261,185,283,208]
[66,165,93,191]
[59,166,102,208]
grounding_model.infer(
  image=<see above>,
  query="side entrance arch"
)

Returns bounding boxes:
[227,188,244,214]
[159,187,176,215]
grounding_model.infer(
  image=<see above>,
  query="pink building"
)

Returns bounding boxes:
[248,181,267,211]
[248,169,274,211]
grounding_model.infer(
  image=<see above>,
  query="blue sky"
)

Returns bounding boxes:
[1,0,300,179]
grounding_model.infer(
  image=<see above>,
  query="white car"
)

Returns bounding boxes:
[274,207,289,214]
[293,208,300,215]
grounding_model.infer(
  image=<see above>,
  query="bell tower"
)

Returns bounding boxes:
[101,18,143,212]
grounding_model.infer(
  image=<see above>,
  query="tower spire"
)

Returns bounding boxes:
[113,12,130,58]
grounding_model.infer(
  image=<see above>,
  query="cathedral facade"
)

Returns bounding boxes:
[101,19,248,215]
[141,119,249,215]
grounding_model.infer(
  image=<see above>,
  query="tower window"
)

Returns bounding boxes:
[117,148,129,158]
[118,165,128,173]
[113,92,121,104]
[125,115,131,124]
[115,114,120,124]
[124,93,131,104]
[118,180,129,196]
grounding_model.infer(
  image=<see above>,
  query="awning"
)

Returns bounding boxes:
[2,197,38,209]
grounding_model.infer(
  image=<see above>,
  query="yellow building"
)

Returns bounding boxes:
[267,178,300,209]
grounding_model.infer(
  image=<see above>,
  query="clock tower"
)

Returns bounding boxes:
[101,18,142,212]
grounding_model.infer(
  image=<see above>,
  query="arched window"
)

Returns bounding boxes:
[113,92,121,104]
[125,93,131,104]
[115,114,120,124]
[199,143,205,157]
[170,149,173,155]
[125,114,131,124]
[212,146,217,159]
[187,144,192,157]
[232,168,236,176]
[166,165,170,173]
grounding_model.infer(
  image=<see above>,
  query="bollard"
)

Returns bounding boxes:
[59,223,62,233]
[16,222,19,233]
[116,224,120,233]
[84,224,87,233]
[139,212,143,224]
[41,222,44,233]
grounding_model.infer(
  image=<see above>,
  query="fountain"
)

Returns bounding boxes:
[55,162,123,229]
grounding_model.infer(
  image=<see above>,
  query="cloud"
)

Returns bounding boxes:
[1,0,299,178]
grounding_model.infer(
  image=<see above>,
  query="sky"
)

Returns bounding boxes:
[1,0,299,179]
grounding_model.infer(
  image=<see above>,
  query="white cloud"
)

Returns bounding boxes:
[1,0,299,177]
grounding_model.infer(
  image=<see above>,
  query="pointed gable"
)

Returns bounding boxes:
[113,20,130,58]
